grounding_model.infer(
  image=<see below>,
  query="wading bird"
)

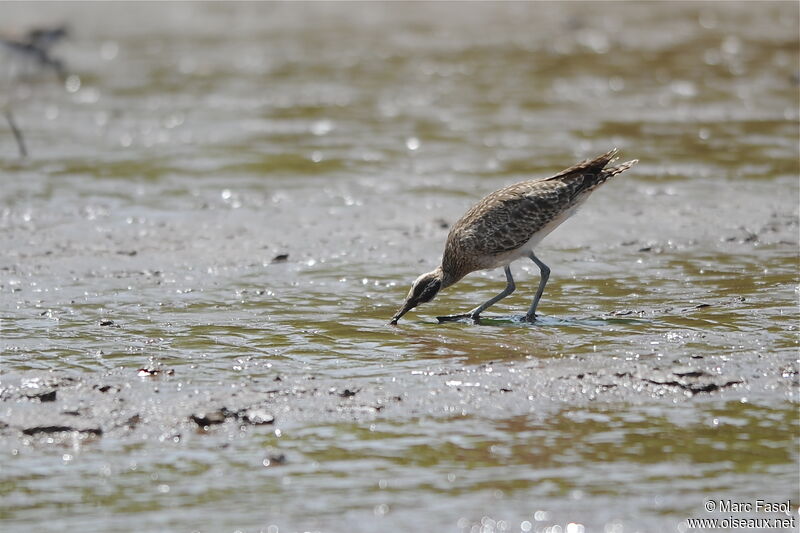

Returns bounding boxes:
[390,149,637,324]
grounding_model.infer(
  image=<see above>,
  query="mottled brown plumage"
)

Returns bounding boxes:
[390,149,637,324]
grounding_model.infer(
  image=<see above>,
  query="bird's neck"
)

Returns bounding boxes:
[438,266,463,289]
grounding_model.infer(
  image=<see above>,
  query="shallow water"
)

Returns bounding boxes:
[1,3,798,532]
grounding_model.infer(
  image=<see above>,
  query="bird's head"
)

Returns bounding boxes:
[389,268,443,324]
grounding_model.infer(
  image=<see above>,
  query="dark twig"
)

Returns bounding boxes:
[0,25,68,157]
[4,109,27,158]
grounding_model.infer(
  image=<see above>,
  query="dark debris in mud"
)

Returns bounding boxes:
[332,387,359,398]
[609,296,750,318]
[262,452,287,467]
[191,406,276,429]
[572,365,747,397]
[642,371,742,395]
[22,425,102,437]
[0,345,794,447]
[191,410,228,427]
[26,390,57,402]
[137,367,174,378]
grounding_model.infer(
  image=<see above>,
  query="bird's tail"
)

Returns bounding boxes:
[583,151,638,191]
[546,148,638,194]
[603,158,638,179]
[548,148,620,181]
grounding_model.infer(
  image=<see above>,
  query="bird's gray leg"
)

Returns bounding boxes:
[524,252,550,321]
[437,266,515,323]
[468,266,516,318]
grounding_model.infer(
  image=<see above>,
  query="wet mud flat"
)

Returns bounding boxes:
[1,303,798,533]
[2,200,798,441]
[0,340,794,442]
[0,173,797,532]
[1,2,799,532]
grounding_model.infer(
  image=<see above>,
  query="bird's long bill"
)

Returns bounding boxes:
[389,299,415,325]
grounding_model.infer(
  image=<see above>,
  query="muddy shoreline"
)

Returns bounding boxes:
[1,2,798,532]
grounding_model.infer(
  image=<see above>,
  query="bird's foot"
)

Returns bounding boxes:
[523,313,537,322]
[436,313,480,324]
